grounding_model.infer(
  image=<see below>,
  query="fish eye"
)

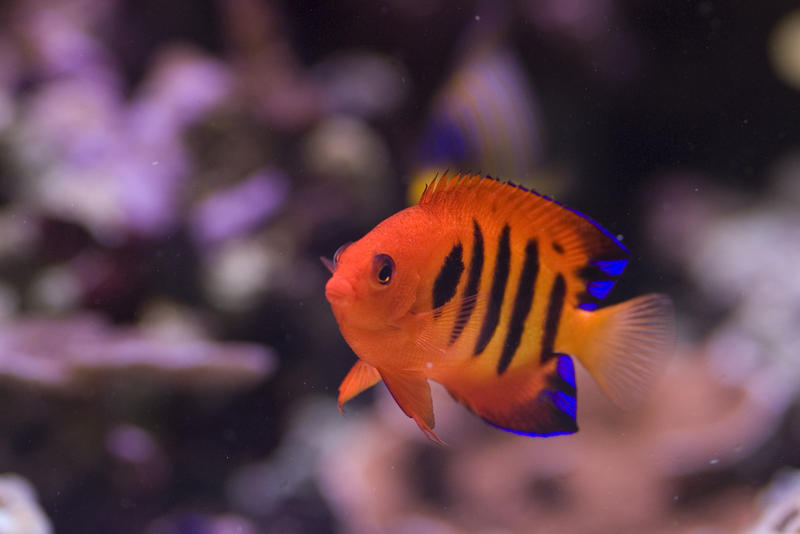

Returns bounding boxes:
[333,242,352,270]
[373,254,395,285]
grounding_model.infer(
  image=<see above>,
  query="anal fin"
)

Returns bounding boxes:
[452,355,578,437]
[379,369,445,445]
[338,360,382,412]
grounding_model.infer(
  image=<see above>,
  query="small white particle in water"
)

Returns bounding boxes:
[475,15,480,21]
[152,161,159,166]
[616,234,624,241]
[426,361,433,369]
[673,495,679,501]
[709,458,719,465]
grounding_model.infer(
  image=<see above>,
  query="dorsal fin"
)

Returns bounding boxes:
[418,173,629,310]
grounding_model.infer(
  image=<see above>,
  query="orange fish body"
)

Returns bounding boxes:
[325,174,673,442]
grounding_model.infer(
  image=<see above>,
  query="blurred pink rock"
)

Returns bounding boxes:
[189,169,289,247]
[0,314,275,392]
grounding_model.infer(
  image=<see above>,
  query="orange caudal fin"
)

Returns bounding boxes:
[338,360,382,412]
[379,369,446,445]
[571,294,675,409]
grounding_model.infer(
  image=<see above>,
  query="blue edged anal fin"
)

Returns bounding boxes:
[379,369,446,445]
[452,355,579,437]
[338,360,382,412]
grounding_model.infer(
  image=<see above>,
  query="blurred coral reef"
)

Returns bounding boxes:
[0,0,799,533]
[0,474,52,534]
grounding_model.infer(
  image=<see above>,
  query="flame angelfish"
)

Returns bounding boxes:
[324,174,674,443]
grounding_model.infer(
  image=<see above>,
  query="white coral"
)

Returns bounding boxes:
[0,474,52,534]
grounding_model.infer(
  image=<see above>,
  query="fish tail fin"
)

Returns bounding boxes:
[569,293,675,409]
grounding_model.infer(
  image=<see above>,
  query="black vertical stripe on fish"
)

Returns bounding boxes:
[432,243,464,318]
[497,239,539,374]
[449,220,484,344]
[540,273,566,363]
[474,224,511,355]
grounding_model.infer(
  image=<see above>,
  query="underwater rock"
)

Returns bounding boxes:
[219,0,321,130]
[747,469,800,534]
[105,424,171,494]
[9,43,233,241]
[200,236,278,313]
[302,115,392,189]
[0,314,275,392]
[301,114,394,223]
[145,513,258,534]
[520,0,641,85]
[189,169,289,248]
[227,398,340,517]
[28,264,82,312]
[0,474,52,534]
[296,349,768,533]
[8,0,117,80]
[645,170,800,435]
[0,282,18,320]
[130,45,233,135]
[310,51,409,119]
[0,208,38,263]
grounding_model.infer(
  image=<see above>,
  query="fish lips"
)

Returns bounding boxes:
[325,276,355,306]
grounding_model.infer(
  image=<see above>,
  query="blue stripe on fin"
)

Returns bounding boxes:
[556,354,576,388]
[578,302,598,311]
[587,280,615,299]
[592,259,628,276]
[477,354,578,438]
[543,390,577,421]
[483,419,576,438]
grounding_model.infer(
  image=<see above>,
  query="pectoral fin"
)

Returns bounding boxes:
[379,369,445,445]
[338,360,381,412]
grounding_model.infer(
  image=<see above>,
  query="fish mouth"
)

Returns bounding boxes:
[325,276,355,305]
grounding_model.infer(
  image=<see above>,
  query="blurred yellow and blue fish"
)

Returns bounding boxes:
[410,48,546,204]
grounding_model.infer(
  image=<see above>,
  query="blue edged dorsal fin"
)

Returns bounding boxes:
[418,173,629,310]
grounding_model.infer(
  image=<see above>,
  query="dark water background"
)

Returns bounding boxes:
[1,1,800,533]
